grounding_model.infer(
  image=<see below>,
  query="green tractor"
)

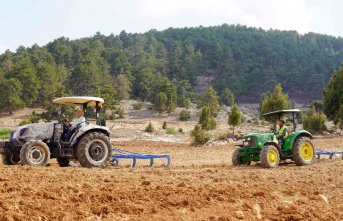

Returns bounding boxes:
[232,109,315,168]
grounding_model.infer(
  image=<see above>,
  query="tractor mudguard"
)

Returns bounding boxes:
[283,130,313,151]
[263,141,282,153]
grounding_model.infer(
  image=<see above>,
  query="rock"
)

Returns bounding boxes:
[227,138,235,144]
[253,204,262,220]
[205,140,214,147]
[234,211,244,219]
[319,194,329,204]
[322,131,330,136]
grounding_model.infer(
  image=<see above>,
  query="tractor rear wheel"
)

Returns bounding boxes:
[232,149,242,166]
[76,132,113,168]
[20,140,50,166]
[292,137,315,166]
[57,158,70,167]
[260,145,280,168]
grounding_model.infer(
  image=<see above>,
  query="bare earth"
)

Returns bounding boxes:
[0,137,343,221]
[1,102,343,220]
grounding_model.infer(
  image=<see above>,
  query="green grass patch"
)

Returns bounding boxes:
[0,128,11,139]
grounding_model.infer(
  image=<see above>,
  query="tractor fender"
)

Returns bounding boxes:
[71,126,110,146]
[288,130,313,148]
[264,141,282,153]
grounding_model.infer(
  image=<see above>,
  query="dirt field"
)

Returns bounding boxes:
[1,137,343,221]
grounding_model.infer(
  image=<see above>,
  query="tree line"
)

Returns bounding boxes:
[1,24,343,115]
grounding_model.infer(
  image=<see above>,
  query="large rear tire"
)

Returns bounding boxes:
[292,137,315,166]
[232,149,242,166]
[57,158,70,167]
[260,145,279,168]
[20,140,50,166]
[76,132,113,168]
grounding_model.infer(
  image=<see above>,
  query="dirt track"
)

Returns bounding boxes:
[0,137,343,221]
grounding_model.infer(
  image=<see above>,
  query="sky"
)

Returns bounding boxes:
[0,0,342,54]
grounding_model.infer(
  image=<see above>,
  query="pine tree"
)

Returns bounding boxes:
[260,84,291,126]
[154,92,168,115]
[220,88,234,106]
[200,86,221,117]
[323,65,343,129]
[228,104,241,137]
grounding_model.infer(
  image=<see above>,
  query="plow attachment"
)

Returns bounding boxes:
[112,147,171,168]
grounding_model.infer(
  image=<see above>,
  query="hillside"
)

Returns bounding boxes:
[2,24,343,114]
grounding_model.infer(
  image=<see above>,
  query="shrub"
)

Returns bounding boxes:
[178,128,183,133]
[132,101,144,110]
[145,122,155,133]
[116,108,125,119]
[166,127,177,135]
[179,109,190,121]
[19,119,30,126]
[0,128,11,139]
[190,124,210,145]
[217,133,228,141]
[147,106,154,110]
[162,121,168,130]
[303,108,327,132]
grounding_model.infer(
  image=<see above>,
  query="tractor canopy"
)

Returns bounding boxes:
[53,96,104,125]
[262,109,301,117]
[263,109,301,132]
[53,96,104,108]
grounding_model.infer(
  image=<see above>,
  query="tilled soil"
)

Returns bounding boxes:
[0,137,343,221]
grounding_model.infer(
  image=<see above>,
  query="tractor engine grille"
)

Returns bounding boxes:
[242,137,257,147]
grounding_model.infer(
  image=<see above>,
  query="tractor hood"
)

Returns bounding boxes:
[10,121,58,145]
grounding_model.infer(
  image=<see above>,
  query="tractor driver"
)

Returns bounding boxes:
[277,120,288,147]
[64,109,86,141]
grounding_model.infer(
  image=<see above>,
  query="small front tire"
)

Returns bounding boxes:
[232,149,242,166]
[20,140,50,166]
[260,145,280,168]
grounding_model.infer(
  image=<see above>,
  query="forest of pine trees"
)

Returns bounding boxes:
[1,24,343,113]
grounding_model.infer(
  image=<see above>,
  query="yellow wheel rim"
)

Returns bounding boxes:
[268,149,278,164]
[301,142,314,161]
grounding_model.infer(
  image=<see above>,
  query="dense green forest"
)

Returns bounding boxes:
[1,24,343,113]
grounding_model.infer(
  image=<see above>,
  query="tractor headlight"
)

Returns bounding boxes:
[242,137,256,147]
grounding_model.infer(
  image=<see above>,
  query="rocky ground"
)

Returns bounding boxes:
[0,101,343,220]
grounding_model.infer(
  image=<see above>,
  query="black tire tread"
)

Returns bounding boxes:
[292,137,315,166]
[76,132,113,168]
[19,140,50,166]
[260,145,280,168]
[232,149,241,166]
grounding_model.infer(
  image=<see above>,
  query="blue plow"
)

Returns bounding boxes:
[112,147,171,168]
[316,148,343,159]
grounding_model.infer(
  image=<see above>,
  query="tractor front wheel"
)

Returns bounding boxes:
[76,132,113,168]
[292,137,315,166]
[232,149,242,166]
[260,145,280,168]
[20,140,50,166]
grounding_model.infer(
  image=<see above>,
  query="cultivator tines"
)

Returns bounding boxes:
[316,148,343,159]
[112,147,171,168]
